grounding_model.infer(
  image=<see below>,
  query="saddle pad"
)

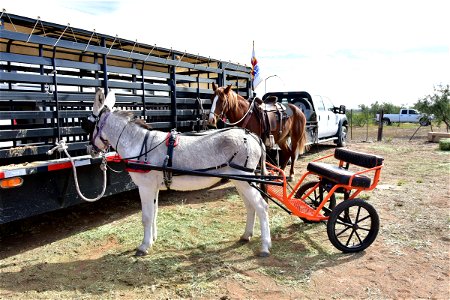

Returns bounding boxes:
[307,162,372,188]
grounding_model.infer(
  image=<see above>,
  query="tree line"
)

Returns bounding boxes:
[348,84,449,130]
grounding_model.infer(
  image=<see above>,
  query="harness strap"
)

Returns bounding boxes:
[139,131,150,162]
[163,130,178,189]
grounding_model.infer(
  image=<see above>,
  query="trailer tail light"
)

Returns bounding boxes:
[0,177,24,189]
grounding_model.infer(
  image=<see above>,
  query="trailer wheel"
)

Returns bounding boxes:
[295,181,336,222]
[327,199,379,252]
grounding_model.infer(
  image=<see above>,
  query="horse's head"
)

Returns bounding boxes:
[208,83,233,126]
[82,88,116,157]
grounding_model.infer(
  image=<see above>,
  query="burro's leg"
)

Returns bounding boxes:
[152,193,159,242]
[232,180,271,257]
[134,178,159,256]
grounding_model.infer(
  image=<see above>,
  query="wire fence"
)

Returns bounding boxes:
[346,109,447,142]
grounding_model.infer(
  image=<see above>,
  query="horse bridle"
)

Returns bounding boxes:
[81,106,111,154]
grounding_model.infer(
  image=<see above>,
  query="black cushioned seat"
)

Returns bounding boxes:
[307,162,372,188]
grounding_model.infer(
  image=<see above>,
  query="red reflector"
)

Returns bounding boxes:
[48,162,72,171]
[0,177,24,189]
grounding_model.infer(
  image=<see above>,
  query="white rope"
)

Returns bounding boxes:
[220,96,255,126]
[47,140,107,202]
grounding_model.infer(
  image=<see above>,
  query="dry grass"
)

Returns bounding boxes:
[0,124,449,299]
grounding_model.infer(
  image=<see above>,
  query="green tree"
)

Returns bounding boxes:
[415,85,450,131]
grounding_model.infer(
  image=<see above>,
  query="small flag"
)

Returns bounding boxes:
[251,41,263,90]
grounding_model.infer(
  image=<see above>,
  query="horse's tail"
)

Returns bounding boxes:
[292,104,309,157]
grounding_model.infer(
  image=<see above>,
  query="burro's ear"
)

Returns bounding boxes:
[95,88,105,104]
[212,82,218,91]
[104,90,116,109]
[93,88,105,116]
[224,85,232,94]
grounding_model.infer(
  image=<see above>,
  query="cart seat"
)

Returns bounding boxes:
[307,162,372,188]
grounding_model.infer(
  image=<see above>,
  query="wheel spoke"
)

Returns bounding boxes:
[354,229,363,244]
[336,226,352,237]
[336,219,353,227]
[356,214,371,224]
[345,229,356,246]
[356,226,370,232]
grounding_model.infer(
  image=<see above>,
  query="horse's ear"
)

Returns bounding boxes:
[104,90,116,109]
[224,85,232,94]
[212,82,218,91]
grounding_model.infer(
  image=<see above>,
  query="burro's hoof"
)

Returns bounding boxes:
[134,249,148,257]
[287,176,294,182]
[239,236,251,243]
[259,250,270,257]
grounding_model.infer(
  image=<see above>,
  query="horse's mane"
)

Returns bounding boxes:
[115,110,151,129]
[226,89,247,111]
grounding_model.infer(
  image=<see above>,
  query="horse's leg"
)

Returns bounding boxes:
[278,141,294,181]
[232,180,271,256]
[288,136,300,180]
[135,179,159,256]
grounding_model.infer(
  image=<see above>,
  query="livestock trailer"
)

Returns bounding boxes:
[0,13,252,223]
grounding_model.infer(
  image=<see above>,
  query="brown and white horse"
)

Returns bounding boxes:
[208,83,307,180]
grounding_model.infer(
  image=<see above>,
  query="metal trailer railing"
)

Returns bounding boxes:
[0,12,252,224]
[0,12,252,165]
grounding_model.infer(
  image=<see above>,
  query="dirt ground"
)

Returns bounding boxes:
[1,126,449,299]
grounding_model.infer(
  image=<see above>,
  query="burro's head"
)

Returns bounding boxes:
[81,88,116,157]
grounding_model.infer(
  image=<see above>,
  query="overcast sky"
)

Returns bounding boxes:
[3,0,450,108]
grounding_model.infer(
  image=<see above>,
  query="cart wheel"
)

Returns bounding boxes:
[295,181,336,222]
[327,199,379,252]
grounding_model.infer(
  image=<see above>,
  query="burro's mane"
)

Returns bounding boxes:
[114,110,151,129]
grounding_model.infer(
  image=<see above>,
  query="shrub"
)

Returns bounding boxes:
[439,138,450,151]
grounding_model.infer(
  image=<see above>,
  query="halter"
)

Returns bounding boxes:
[81,106,111,154]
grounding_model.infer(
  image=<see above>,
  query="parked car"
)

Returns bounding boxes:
[376,108,432,126]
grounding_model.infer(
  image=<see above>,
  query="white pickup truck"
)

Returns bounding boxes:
[376,108,431,126]
[263,91,348,147]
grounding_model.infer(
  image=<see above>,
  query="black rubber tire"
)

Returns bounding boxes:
[327,199,379,252]
[382,118,391,126]
[419,119,430,126]
[295,181,336,222]
[336,125,347,147]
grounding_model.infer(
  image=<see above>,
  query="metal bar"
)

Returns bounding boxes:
[125,162,284,186]
[170,53,177,129]
[51,48,61,142]
[100,37,109,93]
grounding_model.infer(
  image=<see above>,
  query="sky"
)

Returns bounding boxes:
[3,0,449,108]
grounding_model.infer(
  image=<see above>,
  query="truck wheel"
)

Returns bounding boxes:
[327,199,379,252]
[419,119,430,126]
[382,118,391,126]
[336,125,347,147]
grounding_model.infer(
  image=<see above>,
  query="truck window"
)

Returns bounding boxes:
[323,97,335,111]
[314,96,325,111]
[409,109,418,114]
[401,109,408,114]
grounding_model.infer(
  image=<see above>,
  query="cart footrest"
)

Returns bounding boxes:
[289,197,319,216]
[267,182,284,199]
